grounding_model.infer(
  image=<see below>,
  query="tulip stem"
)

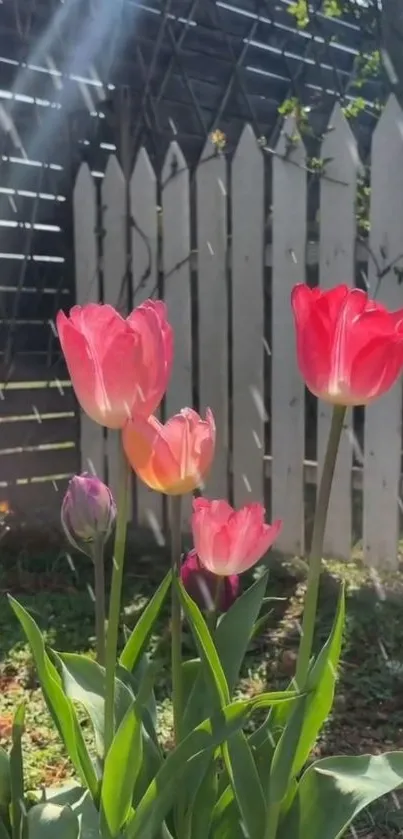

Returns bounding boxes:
[92,537,106,666]
[295,404,346,688]
[170,495,183,746]
[104,440,130,755]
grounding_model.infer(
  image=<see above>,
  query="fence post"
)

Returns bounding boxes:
[317,103,360,560]
[364,95,403,568]
[231,126,265,508]
[271,117,307,555]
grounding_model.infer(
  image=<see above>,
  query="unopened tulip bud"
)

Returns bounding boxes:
[180,550,239,613]
[61,473,116,558]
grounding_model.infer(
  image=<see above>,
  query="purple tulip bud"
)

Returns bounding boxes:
[61,473,116,558]
[180,550,239,613]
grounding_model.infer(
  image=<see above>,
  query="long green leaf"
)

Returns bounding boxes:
[278,752,403,839]
[10,703,27,839]
[56,652,132,760]
[9,598,98,799]
[178,580,230,706]
[27,803,80,839]
[222,732,266,838]
[100,701,143,838]
[268,693,310,805]
[123,701,250,839]
[124,690,300,839]
[215,572,269,694]
[119,571,172,672]
[186,761,218,839]
[251,587,345,793]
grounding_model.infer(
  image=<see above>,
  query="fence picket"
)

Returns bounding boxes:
[231,126,265,508]
[130,147,163,537]
[101,155,131,509]
[317,104,360,559]
[161,142,192,527]
[73,163,104,480]
[363,95,403,568]
[196,141,229,500]
[271,117,307,555]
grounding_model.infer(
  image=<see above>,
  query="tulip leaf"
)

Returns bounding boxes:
[215,571,269,694]
[8,597,98,799]
[56,652,132,760]
[186,760,218,839]
[124,691,299,839]
[222,731,266,839]
[100,700,143,838]
[43,784,100,839]
[178,580,230,707]
[119,571,172,672]
[27,803,80,839]
[277,752,403,839]
[123,700,252,839]
[268,692,310,805]
[289,585,345,778]
[10,702,27,839]
[183,574,269,736]
[251,586,345,794]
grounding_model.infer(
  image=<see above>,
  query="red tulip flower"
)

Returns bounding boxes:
[180,550,239,612]
[123,408,216,495]
[57,301,173,428]
[192,498,282,576]
[291,284,403,406]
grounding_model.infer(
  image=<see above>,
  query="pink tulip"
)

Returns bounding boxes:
[192,498,282,576]
[180,549,239,612]
[57,301,173,428]
[291,284,403,406]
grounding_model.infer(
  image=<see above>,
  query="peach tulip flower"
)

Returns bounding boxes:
[122,408,216,495]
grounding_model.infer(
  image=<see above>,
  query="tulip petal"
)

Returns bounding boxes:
[56,314,110,426]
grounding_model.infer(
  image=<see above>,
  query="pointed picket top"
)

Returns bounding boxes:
[321,103,362,175]
[275,115,307,165]
[162,140,187,183]
[372,94,403,150]
[103,153,124,187]
[74,161,94,198]
[131,145,156,185]
[233,124,261,162]
[130,146,157,305]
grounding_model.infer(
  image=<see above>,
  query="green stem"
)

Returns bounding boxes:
[295,403,346,688]
[170,495,183,746]
[92,537,106,666]
[104,440,131,754]
[208,576,224,633]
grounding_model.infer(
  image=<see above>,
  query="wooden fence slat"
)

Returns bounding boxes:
[0,416,77,450]
[130,147,163,536]
[102,155,130,508]
[231,126,265,508]
[2,478,71,526]
[271,116,306,555]
[317,104,360,560]
[73,163,104,481]
[0,383,75,415]
[196,141,228,500]
[161,141,192,527]
[363,95,403,568]
[0,445,77,483]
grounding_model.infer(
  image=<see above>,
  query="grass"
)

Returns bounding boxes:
[1,545,403,836]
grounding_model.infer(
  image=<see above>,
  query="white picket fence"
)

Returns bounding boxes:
[73,95,403,569]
